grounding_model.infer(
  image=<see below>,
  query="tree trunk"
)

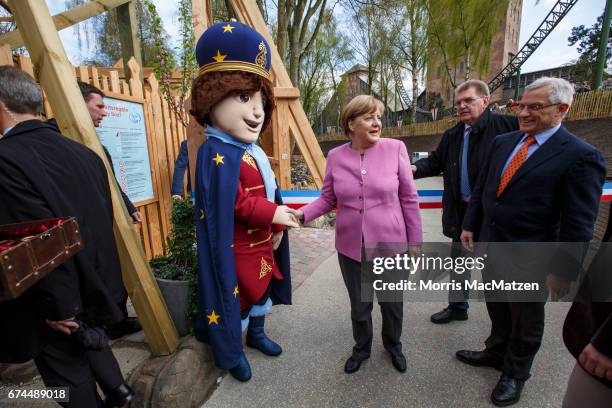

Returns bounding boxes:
[276,0,289,61]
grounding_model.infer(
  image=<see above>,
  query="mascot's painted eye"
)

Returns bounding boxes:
[235,94,251,103]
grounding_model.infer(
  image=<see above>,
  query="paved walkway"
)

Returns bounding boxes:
[203,178,575,407]
[0,178,577,407]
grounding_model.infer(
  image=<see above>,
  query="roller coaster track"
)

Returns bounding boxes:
[392,64,411,108]
[392,64,432,114]
[488,0,579,93]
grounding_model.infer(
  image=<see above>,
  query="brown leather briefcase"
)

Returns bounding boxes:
[0,217,83,301]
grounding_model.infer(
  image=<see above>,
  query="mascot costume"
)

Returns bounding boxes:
[190,21,298,382]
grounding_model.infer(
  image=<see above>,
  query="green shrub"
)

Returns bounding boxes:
[150,198,199,319]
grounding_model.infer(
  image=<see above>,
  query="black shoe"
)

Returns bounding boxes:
[491,375,524,406]
[104,383,134,407]
[455,349,503,370]
[390,351,407,373]
[106,317,142,340]
[344,355,368,374]
[430,307,468,324]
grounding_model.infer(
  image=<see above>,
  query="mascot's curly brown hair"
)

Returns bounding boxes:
[190,71,275,131]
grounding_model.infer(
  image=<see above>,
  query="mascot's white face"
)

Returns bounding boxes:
[210,90,265,143]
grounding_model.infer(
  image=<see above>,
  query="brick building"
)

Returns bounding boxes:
[425,0,523,106]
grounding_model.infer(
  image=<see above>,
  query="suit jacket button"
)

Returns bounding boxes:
[359,209,363,214]
[359,196,363,200]
[359,181,363,186]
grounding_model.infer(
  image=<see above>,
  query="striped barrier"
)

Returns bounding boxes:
[282,181,612,209]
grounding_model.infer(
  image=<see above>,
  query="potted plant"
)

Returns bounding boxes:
[150,199,198,336]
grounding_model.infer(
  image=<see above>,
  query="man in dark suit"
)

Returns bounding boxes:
[171,139,191,199]
[458,77,606,406]
[413,79,519,323]
[0,66,132,407]
[46,82,142,340]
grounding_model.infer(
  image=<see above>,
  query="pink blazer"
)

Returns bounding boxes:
[302,138,422,262]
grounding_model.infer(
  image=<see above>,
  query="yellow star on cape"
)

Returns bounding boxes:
[212,50,227,62]
[207,310,220,325]
[199,209,205,220]
[212,153,225,166]
[222,24,235,33]
[233,286,239,298]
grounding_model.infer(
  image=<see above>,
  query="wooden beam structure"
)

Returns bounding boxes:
[186,0,213,190]
[186,0,326,190]
[192,0,213,39]
[0,0,130,50]
[9,0,179,356]
[116,1,142,82]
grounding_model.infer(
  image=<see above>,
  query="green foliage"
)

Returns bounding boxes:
[568,14,612,66]
[143,0,195,127]
[176,0,198,100]
[150,199,199,319]
[425,0,509,87]
[69,0,175,68]
[567,13,611,83]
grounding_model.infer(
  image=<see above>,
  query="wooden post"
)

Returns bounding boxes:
[187,0,213,190]
[116,0,142,82]
[10,0,179,356]
[0,43,12,65]
[0,0,130,50]
[230,0,326,189]
[192,0,213,38]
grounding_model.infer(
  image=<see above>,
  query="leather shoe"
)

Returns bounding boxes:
[344,355,367,374]
[430,307,468,324]
[455,349,502,370]
[491,375,524,406]
[104,383,134,407]
[390,351,407,373]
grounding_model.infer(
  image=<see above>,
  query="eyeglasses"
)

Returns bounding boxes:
[513,103,560,112]
[455,96,484,107]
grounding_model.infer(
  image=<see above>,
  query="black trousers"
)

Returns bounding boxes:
[484,301,545,381]
[449,201,470,310]
[338,252,403,361]
[33,336,124,407]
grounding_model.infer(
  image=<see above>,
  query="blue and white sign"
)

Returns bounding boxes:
[97,96,154,203]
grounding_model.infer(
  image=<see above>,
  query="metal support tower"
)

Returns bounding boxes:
[488,0,579,93]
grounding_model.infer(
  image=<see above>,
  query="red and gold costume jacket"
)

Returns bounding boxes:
[234,152,284,310]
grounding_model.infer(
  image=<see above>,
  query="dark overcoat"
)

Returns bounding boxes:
[0,120,125,363]
[414,109,519,239]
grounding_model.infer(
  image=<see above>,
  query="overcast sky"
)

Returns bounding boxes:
[47,0,607,74]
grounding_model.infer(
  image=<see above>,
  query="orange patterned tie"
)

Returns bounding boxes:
[496,135,536,197]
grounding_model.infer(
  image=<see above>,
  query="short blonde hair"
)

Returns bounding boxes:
[341,95,385,136]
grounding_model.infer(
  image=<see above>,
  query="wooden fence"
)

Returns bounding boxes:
[318,89,612,142]
[1,50,186,260]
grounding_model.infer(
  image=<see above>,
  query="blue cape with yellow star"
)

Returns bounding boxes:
[193,135,291,370]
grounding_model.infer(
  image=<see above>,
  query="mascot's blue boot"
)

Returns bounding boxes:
[246,316,282,356]
[229,352,252,382]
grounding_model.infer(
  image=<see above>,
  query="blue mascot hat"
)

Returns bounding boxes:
[195,21,272,81]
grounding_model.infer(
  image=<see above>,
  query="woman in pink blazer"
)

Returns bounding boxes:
[293,95,422,374]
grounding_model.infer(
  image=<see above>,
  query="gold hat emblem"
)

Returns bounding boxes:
[255,41,267,69]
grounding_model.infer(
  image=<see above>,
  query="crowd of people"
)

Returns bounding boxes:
[0,21,610,408]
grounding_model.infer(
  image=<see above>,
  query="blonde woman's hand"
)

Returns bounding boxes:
[287,208,304,223]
